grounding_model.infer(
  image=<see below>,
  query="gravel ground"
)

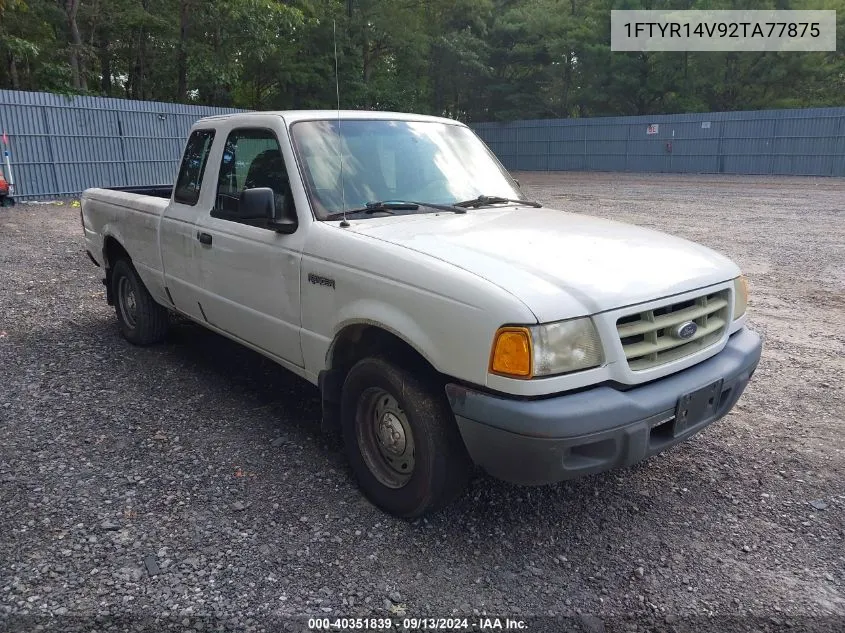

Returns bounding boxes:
[1,173,843,633]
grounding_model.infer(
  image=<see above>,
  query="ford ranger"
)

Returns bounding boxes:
[81,111,763,518]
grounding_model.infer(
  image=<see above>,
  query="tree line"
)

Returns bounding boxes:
[1,0,843,122]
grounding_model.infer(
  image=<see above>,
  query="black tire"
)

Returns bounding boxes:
[340,357,472,518]
[111,258,169,345]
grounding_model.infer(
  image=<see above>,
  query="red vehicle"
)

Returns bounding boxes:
[0,173,12,207]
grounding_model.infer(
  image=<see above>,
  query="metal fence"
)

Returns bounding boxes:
[0,89,241,200]
[2,89,844,201]
[474,107,845,177]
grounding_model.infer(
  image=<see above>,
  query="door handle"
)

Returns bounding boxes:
[197,231,212,246]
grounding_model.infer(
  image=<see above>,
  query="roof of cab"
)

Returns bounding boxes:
[194,110,465,126]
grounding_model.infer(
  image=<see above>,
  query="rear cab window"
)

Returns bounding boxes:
[174,129,216,205]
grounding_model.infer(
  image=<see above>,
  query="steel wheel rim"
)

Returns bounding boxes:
[117,276,138,329]
[355,387,415,489]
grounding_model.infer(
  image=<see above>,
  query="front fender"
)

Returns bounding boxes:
[331,299,442,371]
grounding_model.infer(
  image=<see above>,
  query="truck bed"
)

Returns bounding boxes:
[81,187,172,308]
[106,185,173,199]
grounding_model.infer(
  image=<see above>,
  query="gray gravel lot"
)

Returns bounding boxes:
[1,172,843,633]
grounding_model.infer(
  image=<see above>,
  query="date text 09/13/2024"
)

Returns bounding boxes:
[307,617,527,630]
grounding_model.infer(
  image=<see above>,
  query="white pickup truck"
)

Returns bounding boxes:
[81,111,762,518]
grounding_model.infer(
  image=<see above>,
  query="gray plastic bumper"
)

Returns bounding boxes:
[446,328,763,485]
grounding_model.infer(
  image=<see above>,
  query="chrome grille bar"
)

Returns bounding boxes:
[616,290,730,371]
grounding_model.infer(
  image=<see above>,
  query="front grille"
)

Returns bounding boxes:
[616,290,730,371]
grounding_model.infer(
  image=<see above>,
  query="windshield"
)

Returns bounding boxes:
[289,119,524,219]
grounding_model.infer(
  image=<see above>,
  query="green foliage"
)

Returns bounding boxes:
[0,0,842,119]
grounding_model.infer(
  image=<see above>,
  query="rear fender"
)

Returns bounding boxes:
[101,226,168,307]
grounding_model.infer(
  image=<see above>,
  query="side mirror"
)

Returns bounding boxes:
[238,187,275,219]
[239,187,298,234]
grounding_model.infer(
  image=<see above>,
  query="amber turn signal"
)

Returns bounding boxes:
[490,327,533,378]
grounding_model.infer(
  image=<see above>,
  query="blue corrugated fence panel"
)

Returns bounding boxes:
[471,107,845,177]
[0,88,242,199]
[2,89,845,197]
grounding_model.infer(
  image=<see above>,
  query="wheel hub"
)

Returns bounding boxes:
[126,291,136,314]
[377,412,407,455]
[117,277,138,328]
[355,388,416,489]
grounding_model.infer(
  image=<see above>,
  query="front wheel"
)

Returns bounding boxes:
[111,258,169,345]
[341,357,472,518]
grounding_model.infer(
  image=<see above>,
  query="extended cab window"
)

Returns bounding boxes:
[213,128,294,226]
[174,129,215,206]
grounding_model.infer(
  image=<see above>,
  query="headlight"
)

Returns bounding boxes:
[532,317,605,376]
[733,275,748,320]
[490,317,604,379]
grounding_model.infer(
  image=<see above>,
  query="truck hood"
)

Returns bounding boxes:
[348,207,740,322]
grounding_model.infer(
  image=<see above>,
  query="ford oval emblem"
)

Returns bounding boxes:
[674,321,698,340]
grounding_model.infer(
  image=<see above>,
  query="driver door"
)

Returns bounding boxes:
[193,124,305,367]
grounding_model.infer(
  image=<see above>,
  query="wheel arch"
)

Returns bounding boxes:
[103,234,131,267]
[102,234,131,305]
[318,320,443,433]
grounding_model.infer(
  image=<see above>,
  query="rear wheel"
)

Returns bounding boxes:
[341,357,471,518]
[111,258,169,345]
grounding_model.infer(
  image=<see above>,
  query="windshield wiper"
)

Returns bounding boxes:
[413,201,466,214]
[454,194,542,209]
[326,200,466,221]
[325,201,418,220]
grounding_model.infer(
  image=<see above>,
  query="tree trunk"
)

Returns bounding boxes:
[562,54,572,116]
[252,75,264,110]
[430,45,443,114]
[133,0,151,99]
[8,54,20,90]
[136,37,146,98]
[98,36,111,95]
[209,21,222,104]
[176,0,191,101]
[362,28,371,85]
[131,33,142,99]
[66,0,85,90]
[87,0,100,47]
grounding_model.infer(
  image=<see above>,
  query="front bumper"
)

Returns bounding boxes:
[446,327,762,485]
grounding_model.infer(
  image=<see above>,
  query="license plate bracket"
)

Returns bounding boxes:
[674,379,723,437]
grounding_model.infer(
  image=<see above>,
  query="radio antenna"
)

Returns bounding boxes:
[333,19,349,228]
